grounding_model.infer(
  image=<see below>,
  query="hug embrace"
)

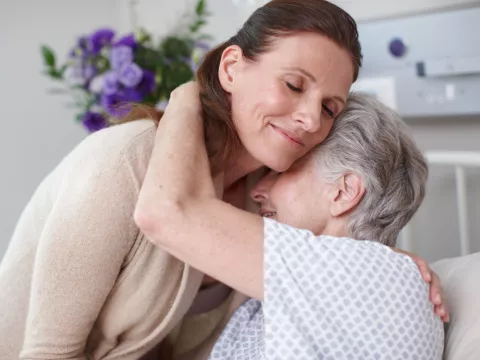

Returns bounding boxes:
[0,1,448,359]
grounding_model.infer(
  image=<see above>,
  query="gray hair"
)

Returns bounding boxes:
[313,92,428,246]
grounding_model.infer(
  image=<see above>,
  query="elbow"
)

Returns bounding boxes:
[133,202,157,235]
[134,198,184,244]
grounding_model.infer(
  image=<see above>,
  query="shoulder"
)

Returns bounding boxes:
[264,218,417,270]
[75,119,155,161]
[61,119,156,178]
[263,218,428,299]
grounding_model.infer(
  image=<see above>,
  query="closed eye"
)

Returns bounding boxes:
[287,81,336,118]
[322,104,335,118]
[286,82,303,93]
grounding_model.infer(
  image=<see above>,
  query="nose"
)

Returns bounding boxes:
[294,98,322,133]
[250,171,278,204]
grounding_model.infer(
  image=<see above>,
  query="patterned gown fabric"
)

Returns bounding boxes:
[208,218,444,360]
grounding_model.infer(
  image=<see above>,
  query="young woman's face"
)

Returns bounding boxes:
[250,156,332,235]
[228,32,354,172]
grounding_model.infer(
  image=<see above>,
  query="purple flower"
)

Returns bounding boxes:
[102,71,119,95]
[83,65,97,80]
[123,88,143,102]
[101,92,132,118]
[136,70,156,97]
[82,111,107,132]
[110,45,134,70]
[70,36,93,58]
[118,63,143,87]
[89,28,115,54]
[114,34,137,49]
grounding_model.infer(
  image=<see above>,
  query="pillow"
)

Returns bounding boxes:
[431,252,480,360]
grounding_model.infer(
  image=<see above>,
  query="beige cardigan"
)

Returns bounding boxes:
[0,120,241,360]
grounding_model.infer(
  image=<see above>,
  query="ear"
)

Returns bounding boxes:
[218,45,243,93]
[329,172,365,217]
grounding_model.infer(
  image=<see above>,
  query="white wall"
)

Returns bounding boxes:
[0,0,122,258]
[330,0,480,22]
[405,118,480,262]
[132,0,242,44]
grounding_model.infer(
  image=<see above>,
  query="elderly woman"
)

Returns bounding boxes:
[135,83,446,359]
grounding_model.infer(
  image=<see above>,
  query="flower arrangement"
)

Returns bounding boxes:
[40,0,210,132]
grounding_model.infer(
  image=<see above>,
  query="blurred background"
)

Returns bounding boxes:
[1,0,479,262]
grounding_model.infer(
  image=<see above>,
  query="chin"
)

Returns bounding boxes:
[263,156,294,173]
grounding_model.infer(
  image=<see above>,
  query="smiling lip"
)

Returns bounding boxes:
[260,208,276,217]
[270,124,305,147]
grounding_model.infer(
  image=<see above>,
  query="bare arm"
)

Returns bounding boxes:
[135,82,264,299]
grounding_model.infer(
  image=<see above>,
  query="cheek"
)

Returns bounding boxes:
[258,82,292,116]
[272,176,305,218]
[233,78,291,132]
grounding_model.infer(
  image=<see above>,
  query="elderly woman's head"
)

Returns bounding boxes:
[251,93,428,246]
[123,0,361,174]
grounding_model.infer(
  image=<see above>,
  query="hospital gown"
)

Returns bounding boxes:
[208,218,444,360]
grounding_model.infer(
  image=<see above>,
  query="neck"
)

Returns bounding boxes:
[223,146,263,188]
[321,218,349,238]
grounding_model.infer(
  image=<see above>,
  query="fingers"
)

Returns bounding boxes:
[430,271,450,323]
[390,248,432,282]
[411,254,432,283]
[435,304,449,323]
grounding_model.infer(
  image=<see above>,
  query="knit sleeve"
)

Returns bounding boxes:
[19,127,144,360]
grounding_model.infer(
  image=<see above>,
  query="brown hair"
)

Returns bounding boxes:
[119,0,362,175]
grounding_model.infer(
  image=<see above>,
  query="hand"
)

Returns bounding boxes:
[392,248,450,323]
[164,81,202,117]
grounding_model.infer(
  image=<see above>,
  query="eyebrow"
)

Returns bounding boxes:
[283,66,347,107]
[283,66,317,83]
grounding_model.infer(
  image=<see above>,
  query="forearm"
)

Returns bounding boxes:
[136,118,263,298]
[144,106,214,200]
[135,84,264,299]
[134,91,217,231]
[153,196,264,299]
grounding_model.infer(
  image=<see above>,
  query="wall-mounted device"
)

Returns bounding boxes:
[353,7,480,118]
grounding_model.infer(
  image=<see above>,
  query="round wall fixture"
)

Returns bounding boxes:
[389,38,408,58]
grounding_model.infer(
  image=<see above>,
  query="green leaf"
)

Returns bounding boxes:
[190,19,207,33]
[75,113,85,123]
[95,56,110,73]
[134,44,165,70]
[163,61,194,91]
[58,64,68,77]
[44,68,62,80]
[195,0,206,16]
[162,36,193,58]
[41,45,56,68]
